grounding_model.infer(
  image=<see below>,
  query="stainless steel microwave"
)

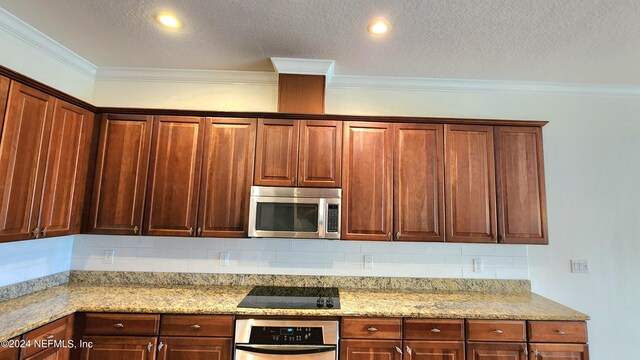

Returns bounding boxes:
[248,186,341,239]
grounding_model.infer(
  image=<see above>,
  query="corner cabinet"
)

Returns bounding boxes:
[198,118,256,237]
[144,116,205,237]
[254,119,342,188]
[88,114,153,235]
[341,122,393,241]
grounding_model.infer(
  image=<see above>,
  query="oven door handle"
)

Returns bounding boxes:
[235,344,337,355]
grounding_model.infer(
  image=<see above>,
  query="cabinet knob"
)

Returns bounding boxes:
[42,228,48,237]
[147,342,153,353]
[32,227,40,238]
[114,323,124,328]
[133,226,139,235]
[45,334,55,340]
[499,234,506,242]
[158,342,165,351]
[557,330,566,335]
[395,347,402,354]
[387,232,391,240]
[188,227,194,236]
[406,345,413,356]
[534,349,539,358]
[197,227,203,236]
[367,327,378,332]
[493,329,504,334]
[396,232,400,239]
[524,347,529,357]
[430,328,441,333]
[191,324,201,330]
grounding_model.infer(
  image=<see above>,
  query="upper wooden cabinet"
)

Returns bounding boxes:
[199,118,256,237]
[254,119,299,186]
[0,75,9,133]
[144,116,204,237]
[37,100,94,238]
[495,126,548,244]
[342,122,393,241]
[393,123,445,242]
[445,124,497,243]
[89,114,153,235]
[254,119,342,187]
[0,83,54,242]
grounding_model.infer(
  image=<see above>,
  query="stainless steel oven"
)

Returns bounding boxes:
[248,186,341,239]
[234,319,339,360]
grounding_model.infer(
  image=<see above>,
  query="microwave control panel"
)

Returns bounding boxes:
[327,204,339,233]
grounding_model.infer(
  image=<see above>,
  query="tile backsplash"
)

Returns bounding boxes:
[72,235,529,280]
[0,236,73,287]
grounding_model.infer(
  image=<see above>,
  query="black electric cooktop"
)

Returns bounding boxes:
[238,286,340,309]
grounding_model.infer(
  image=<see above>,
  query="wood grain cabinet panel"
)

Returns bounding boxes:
[88,114,152,235]
[341,317,402,339]
[159,315,234,337]
[393,123,444,242]
[198,118,256,237]
[0,83,54,242]
[21,347,66,360]
[444,124,497,243]
[298,120,342,187]
[466,320,526,342]
[254,119,299,186]
[144,116,204,237]
[495,126,548,244]
[84,313,160,336]
[404,340,465,360]
[80,336,156,360]
[340,340,402,360]
[0,337,19,360]
[527,321,587,343]
[0,76,9,134]
[528,344,589,360]
[20,317,70,359]
[466,342,527,360]
[342,122,393,241]
[37,100,94,238]
[404,319,464,341]
[157,337,231,360]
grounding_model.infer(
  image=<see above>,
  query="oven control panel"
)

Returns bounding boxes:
[249,326,324,345]
[327,204,339,233]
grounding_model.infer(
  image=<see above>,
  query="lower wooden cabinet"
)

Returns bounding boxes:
[339,340,402,360]
[405,340,465,360]
[22,347,65,360]
[157,337,231,360]
[80,336,157,360]
[529,343,589,360]
[0,337,19,360]
[466,342,527,360]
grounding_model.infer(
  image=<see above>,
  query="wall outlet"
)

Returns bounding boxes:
[571,259,589,273]
[363,255,374,270]
[219,252,230,267]
[473,258,483,272]
[103,249,115,264]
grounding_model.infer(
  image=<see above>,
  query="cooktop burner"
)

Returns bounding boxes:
[238,286,340,309]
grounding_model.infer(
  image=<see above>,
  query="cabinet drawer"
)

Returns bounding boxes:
[84,313,160,336]
[0,337,19,360]
[341,317,402,339]
[160,315,234,337]
[20,317,68,359]
[404,319,464,340]
[466,320,526,342]
[528,321,587,343]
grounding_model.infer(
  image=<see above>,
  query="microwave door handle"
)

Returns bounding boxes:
[235,344,336,355]
[318,198,327,238]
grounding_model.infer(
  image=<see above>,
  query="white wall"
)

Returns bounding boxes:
[0,236,73,287]
[72,235,528,279]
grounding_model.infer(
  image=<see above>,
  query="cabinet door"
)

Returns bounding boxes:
[254,119,299,186]
[529,344,589,360]
[199,118,256,237]
[37,100,95,238]
[88,115,152,235]
[466,342,527,360]
[0,337,18,360]
[393,123,444,242]
[80,336,156,360]
[340,340,402,360]
[157,337,231,360]
[444,124,497,243]
[342,122,393,241]
[298,120,342,187]
[21,347,65,360]
[0,76,9,134]
[144,116,204,237]
[405,341,464,360]
[0,83,54,242]
[495,126,548,244]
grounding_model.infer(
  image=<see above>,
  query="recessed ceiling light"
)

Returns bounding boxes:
[157,13,181,29]
[368,18,391,36]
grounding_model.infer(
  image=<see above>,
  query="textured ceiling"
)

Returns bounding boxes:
[1,0,640,85]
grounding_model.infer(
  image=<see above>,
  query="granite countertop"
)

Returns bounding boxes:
[0,283,589,341]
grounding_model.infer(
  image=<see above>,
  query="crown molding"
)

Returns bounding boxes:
[0,7,97,78]
[329,75,640,97]
[96,67,278,86]
[270,57,335,82]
